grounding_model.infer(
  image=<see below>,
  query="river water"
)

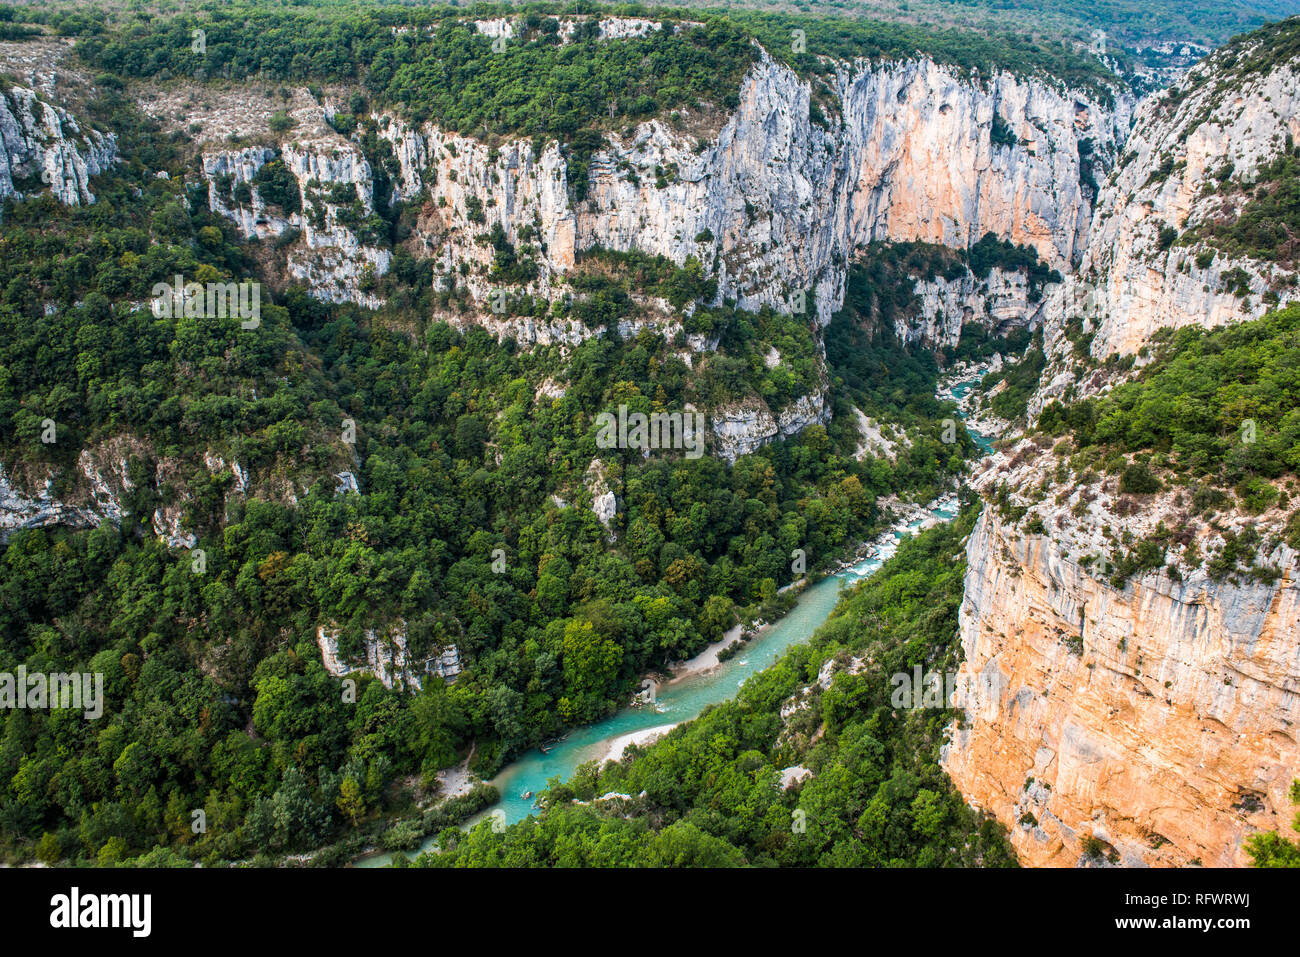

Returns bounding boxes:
[356,373,991,866]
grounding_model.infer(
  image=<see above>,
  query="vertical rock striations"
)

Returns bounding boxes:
[0,84,115,206]
[946,508,1298,867]
[198,52,1125,327]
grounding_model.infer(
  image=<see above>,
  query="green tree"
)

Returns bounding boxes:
[1249,781,1300,867]
[336,776,366,826]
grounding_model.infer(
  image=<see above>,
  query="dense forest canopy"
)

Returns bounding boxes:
[55,0,1122,122]
[0,0,1294,872]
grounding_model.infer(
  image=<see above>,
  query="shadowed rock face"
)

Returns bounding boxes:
[909,267,1050,349]
[944,509,1299,867]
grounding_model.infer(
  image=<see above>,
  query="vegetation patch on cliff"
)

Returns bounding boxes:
[1037,304,1300,492]
[1250,779,1300,867]
[1182,139,1300,272]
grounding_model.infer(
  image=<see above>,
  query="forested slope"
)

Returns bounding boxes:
[0,3,997,866]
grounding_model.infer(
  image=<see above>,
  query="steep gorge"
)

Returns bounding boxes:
[1,11,1296,868]
[943,21,1300,867]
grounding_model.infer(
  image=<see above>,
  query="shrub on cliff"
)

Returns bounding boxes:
[1120,461,1162,494]
[1248,780,1300,867]
[1039,303,1300,489]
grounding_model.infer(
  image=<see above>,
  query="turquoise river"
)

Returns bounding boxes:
[357,373,993,866]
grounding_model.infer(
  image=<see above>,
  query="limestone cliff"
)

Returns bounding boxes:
[196,48,1124,331]
[711,391,831,463]
[0,83,115,205]
[379,118,576,301]
[945,505,1298,867]
[203,134,390,308]
[316,622,428,692]
[189,43,1122,462]
[942,22,1300,868]
[574,53,1122,327]
[0,465,97,542]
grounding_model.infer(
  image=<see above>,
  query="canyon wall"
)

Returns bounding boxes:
[944,25,1300,867]
[571,54,1119,326]
[203,137,391,308]
[946,508,1298,867]
[1031,25,1300,418]
[1070,47,1299,360]
[199,48,1125,329]
[906,266,1053,349]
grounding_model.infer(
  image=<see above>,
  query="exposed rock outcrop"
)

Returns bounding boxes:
[851,408,909,462]
[584,458,617,532]
[203,135,390,307]
[907,266,1052,349]
[317,623,425,691]
[0,465,97,542]
[711,389,830,463]
[945,506,1299,867]
[380,120,575,301]
[0,84,115,205]
[190,41,1125,460]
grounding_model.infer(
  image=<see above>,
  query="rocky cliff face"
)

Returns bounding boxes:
[907,266,1052,349]
[0,465,98,542]
[379,118,576,300]
[0,433,331,551]
[197,50,1124,331]
[203,133,391,308]
[942,27,1300,867]
[833,60,1127,274]
[945,505,1298,867]
[711,390,831,462]
[1037,26,1300,395]
[1,438,148,542]
[317,623,425,692]
[0,84,115,205]
[574,54,1123,327]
